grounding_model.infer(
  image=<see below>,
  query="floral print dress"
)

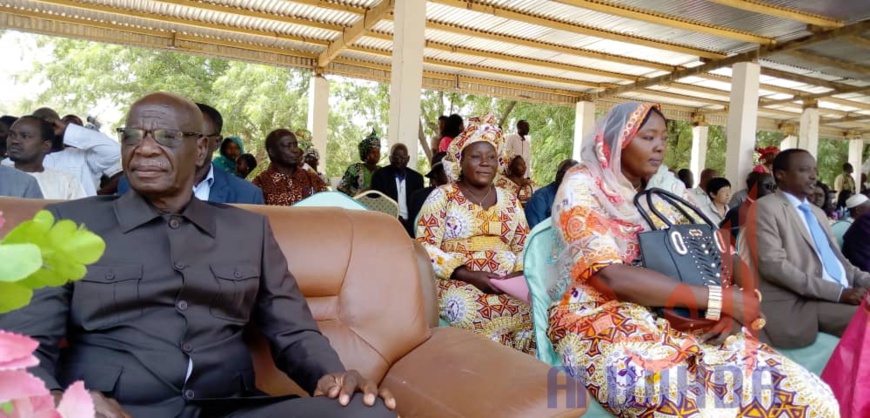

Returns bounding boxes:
[416,183,535,354]
[548,165,838,417]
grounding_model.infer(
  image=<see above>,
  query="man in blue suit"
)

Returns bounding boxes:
[118,103,264,205]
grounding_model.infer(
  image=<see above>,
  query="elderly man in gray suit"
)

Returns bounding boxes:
[0,92,396,418]
[740,149,870,349]
[0,164,43,198]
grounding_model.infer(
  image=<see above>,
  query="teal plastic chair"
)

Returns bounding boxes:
[522,218,564,367]
[293,191,367,210]
[523,218,613,417]
[830,219,852,249]
[775,332,839,376]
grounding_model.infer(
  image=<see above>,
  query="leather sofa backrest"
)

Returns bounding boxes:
[0,198,432,395]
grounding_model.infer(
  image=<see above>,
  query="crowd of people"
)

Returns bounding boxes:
[2,94,868,417]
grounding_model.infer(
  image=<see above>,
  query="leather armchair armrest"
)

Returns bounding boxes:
[381,327,586,418]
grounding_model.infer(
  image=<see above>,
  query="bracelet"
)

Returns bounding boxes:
[705,285,723,321]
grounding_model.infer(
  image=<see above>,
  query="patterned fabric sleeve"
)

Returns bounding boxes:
[555,176,625,284]
[337,164,359,196]
[509,195,530,272]
[415,187,465,280]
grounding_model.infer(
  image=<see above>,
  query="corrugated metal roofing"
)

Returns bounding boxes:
[0,0,868,136]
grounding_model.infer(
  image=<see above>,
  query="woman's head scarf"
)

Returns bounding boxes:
[443,113,505,182]
[549,102,664,300]
[358,129,381,162]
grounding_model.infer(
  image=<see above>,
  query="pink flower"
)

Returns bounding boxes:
[0,331,94,418]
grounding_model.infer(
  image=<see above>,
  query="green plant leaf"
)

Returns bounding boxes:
[0,282,34,313]
[0,243,42,282]
[2,210,105,289]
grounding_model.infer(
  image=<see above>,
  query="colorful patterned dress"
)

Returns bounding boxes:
[337,162,379,196]
[417,183,535,354]
[548,165,838,417]
[494,175,534,206]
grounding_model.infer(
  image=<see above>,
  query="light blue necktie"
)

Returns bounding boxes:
[798,203,846,286]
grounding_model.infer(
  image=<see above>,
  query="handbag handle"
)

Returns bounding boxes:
[633,188,719,230]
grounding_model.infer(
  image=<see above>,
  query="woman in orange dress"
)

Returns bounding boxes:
[548,102,836,417]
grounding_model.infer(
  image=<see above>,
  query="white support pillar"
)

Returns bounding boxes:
[798,106,820,158]
[690,125,709,180]
[387,0,425,169]
[572,101,596,161]
[780,135,797,150]
[726,62,760,186]
[848,138,864,187]
[307,73,329,163]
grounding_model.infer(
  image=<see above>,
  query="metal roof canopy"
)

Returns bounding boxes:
[1,0,869,139]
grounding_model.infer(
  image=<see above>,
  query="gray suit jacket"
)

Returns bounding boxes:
[739,191,870,346]
[0,164,44,198]
[0,192,343,417]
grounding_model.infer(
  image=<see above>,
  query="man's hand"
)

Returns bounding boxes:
[90,391,131,418]
[314,370,396,410]
[840,287,868,305]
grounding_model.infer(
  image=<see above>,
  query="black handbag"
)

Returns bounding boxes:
[633,188,733,332]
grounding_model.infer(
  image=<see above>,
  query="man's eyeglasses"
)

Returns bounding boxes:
[116,128,201,148]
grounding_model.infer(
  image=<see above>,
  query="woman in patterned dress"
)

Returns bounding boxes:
[495,155,535,206]
[337,130,381,196]
[548,102,837,417]
[416,114,535,354]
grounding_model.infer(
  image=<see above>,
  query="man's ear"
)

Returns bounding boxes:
[195,135,208,167]
[40,139,52,154]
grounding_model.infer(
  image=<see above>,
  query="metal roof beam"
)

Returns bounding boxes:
[153,0,345,32]
[284,0,367,14]
[784,49,870,78]
[706,0,842,28]
[555,0,774,45]
[757,67,861,92]
[428,0,727,59]
[346,45,605,88]
[761,85,870,107]
[422,40,636,81]
[317,0,393,68]
[595,19,870,99]
[824,114,870,124]
[29,0,332,45]
[421,21,677,72]
[845,35,870,49]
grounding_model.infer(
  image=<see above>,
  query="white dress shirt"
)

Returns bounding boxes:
[504,133,531,178]
[395,174,408,219]
[193,164,216,201]
[26,168,87,200]
[782,191,847,287]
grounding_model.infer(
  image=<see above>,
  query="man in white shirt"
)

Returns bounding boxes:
[833,162,856,194]
[6,116,86,200]
[5,108,122,196]
[504,120,531,178]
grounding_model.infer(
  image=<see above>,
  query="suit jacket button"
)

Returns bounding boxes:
[105,272,115,280]
[182,343,193,353]
[184,389,194,399]
[177,300,188,311]
[169,218,181,229]
[234,271,242,278]
[174,262,186,270]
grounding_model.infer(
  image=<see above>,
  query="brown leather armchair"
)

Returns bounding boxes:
[0,198,584,417]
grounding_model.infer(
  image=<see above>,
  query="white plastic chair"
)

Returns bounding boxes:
[353,190,399,218]
[293,191,367,210]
